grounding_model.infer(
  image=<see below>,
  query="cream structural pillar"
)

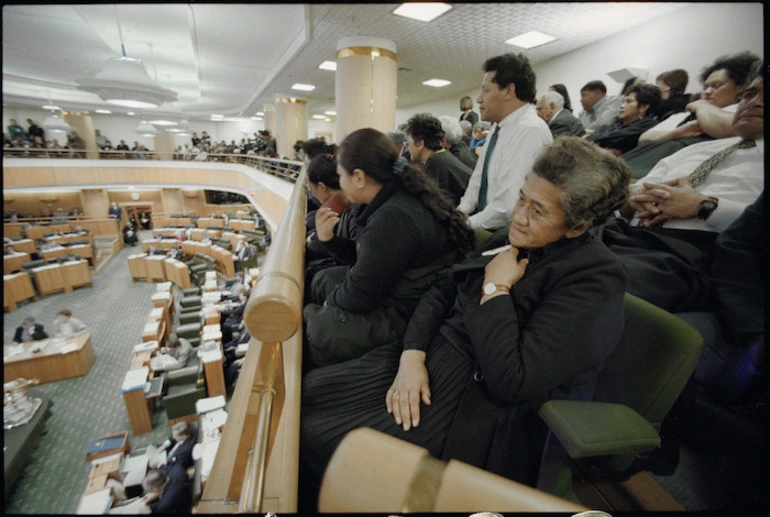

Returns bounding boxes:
[79,188,110,219]
[161,188,184,214]
[64,112,99,159]
[274,98,308,158]
[335,36,397,142]
[265,107,276,136]
[154,131,176,160]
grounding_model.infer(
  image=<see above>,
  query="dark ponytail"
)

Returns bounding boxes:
[339,128,475,256]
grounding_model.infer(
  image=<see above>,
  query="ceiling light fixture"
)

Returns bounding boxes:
[505,31,556,49]
[312,114,326,120]
[94,109,113,114]
[75,7,177,109]
[319,61,337,71]
[166,119,191,133]
[422,78,451,87]
[135,120,159,137]
[255,112,264,116]
[393,3,452,22]
[291,83,316,91]
[149,119,178,126]
[127,112,136,116]
[250,117,263,121]
[324,111,337,116]
[42,104,61,110]
[41,112,73,133]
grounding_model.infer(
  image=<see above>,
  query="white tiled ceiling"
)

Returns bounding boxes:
[2,3,689,120]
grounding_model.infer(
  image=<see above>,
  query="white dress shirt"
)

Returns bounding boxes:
[633,136,764,232]
[457,104,552,231]
[579,94,623,131]
[646,103,738,134]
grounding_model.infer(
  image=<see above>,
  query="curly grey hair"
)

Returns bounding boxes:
[438,115,463,145]
[531,137,630,231]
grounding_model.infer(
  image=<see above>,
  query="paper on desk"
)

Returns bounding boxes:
[149,353,176,372]
[146,444,167,467]
[108,497,146,515]
[199,349,222,363]
[76,487,113,515]
[121,367,149,391]
[5,343,26,357]
[59,342,79,355]
[196,395,225,414]
[201,408,228,432]
[133,341,159,353]
[91,452,123,466]
[156,282,172,291]
[236,343,249,354]
[199,438,221,480]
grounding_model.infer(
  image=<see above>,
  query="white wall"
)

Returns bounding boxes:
[396,2,763,126]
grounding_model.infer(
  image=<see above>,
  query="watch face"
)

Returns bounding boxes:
[483,283,496,295]
[702,200,717,210]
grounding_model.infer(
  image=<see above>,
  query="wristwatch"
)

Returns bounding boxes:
[696,196,719,220]
[483,283,510,296]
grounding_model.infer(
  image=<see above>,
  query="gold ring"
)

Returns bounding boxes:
[392,389,400,398]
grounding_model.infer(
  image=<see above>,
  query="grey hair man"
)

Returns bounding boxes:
[537,91,586,138]
[439,115,478,169]
[459,119,473,145]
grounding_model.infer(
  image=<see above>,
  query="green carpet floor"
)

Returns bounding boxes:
[4,237,174,513]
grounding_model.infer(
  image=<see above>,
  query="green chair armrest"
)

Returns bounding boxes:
[538,400,660,459]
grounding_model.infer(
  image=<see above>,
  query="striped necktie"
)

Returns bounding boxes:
[476,126,500,212]
[687,139,756,188]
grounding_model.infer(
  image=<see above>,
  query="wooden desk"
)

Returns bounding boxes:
[221,232,247,250]
[3,333,95,385]
[205,229,221,240]
[122,369,153,435]
[202,350,227,401]
[141,239,177,253]
[144,255,167,282]
[230,219,256,233]
[4,252,31,275]
[10,239,36,255]
[4,272,36,311]
[209,245,235,277]
[182,240,210,256]
[61,260,92,290]
[30,263,66,297]
[197,218,226,229]
[142,318,167,346]
[152,228,183,239]
[187,228,206,242]
[45,233,93,246]
[127,253,147,281]
[25,224,72,241]
[42,244,94,264]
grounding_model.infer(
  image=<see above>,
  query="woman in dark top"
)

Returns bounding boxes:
[549,83,573,112]
[459,96,479,127]
[302,137,630,485]
[303,128,475,368]
[652,69,691,122]
[587,83,662,155]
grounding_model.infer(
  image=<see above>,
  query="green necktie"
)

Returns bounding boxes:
[477,126,500,212]
[687,139,756,188]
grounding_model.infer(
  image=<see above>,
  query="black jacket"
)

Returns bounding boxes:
[449,141,478,169]
[149,463,192,514]
[13,323,48,343]
[587,117,658,154]
[424,151,472,207]
[548,109,586,138]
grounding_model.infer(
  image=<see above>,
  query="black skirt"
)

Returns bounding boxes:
[300,336,473,476]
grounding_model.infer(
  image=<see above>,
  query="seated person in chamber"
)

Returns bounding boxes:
[149,421,196,471]
[52,309,88,338]
[586,83,662,155]
[155,337,193,371]
[303,128,476,368]
[301,137,629,485]
[139,466,192,515]
[13,317,49,343]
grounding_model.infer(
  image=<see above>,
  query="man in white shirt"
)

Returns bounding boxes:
[52,308,88,338]
[457,52,552,231]
[578,80,623,132]
[598,67,763,313]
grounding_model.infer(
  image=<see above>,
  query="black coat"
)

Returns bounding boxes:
[548,109,586,138]
[424,151,472,207]
[587,117,658,154]
[449,141,478,169]
[149,463,192,514]
[460,110,479,127]
[13,323,48,343]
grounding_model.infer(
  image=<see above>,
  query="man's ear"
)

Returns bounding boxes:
[503,82,517,101]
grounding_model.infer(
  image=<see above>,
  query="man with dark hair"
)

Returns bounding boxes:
[139,465,192,514]
[457,53,552,231]
[301,137,331,162]
[579,80,623,132]
[406,113,471,207]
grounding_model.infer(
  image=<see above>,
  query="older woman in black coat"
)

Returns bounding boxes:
[302,137,630,485]
[587,83,662,155]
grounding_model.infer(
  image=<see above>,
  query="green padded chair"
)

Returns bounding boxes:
[163,360,206,423]
[221,225,234,232]
[22,259,46,270]
[67,238,89,246]
[178,311,202,327]
[175,322,202,348]
[181,287,201,297]
[537,293,703,495]
[180,295,202,309]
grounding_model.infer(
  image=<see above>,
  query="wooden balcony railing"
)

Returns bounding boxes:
[2,148,303,184]
[195,164,307,514]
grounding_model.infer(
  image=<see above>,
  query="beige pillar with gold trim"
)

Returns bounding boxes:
[335,37,397,142]
[274,98,308,158]
[154,131,176,160]
[265,107,276,136]
[64,112,99,159]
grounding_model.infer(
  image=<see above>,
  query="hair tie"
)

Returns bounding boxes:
[324,153,334,162]
[392,156,408,176]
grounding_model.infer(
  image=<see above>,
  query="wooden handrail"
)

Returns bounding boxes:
[197,165,307,514]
